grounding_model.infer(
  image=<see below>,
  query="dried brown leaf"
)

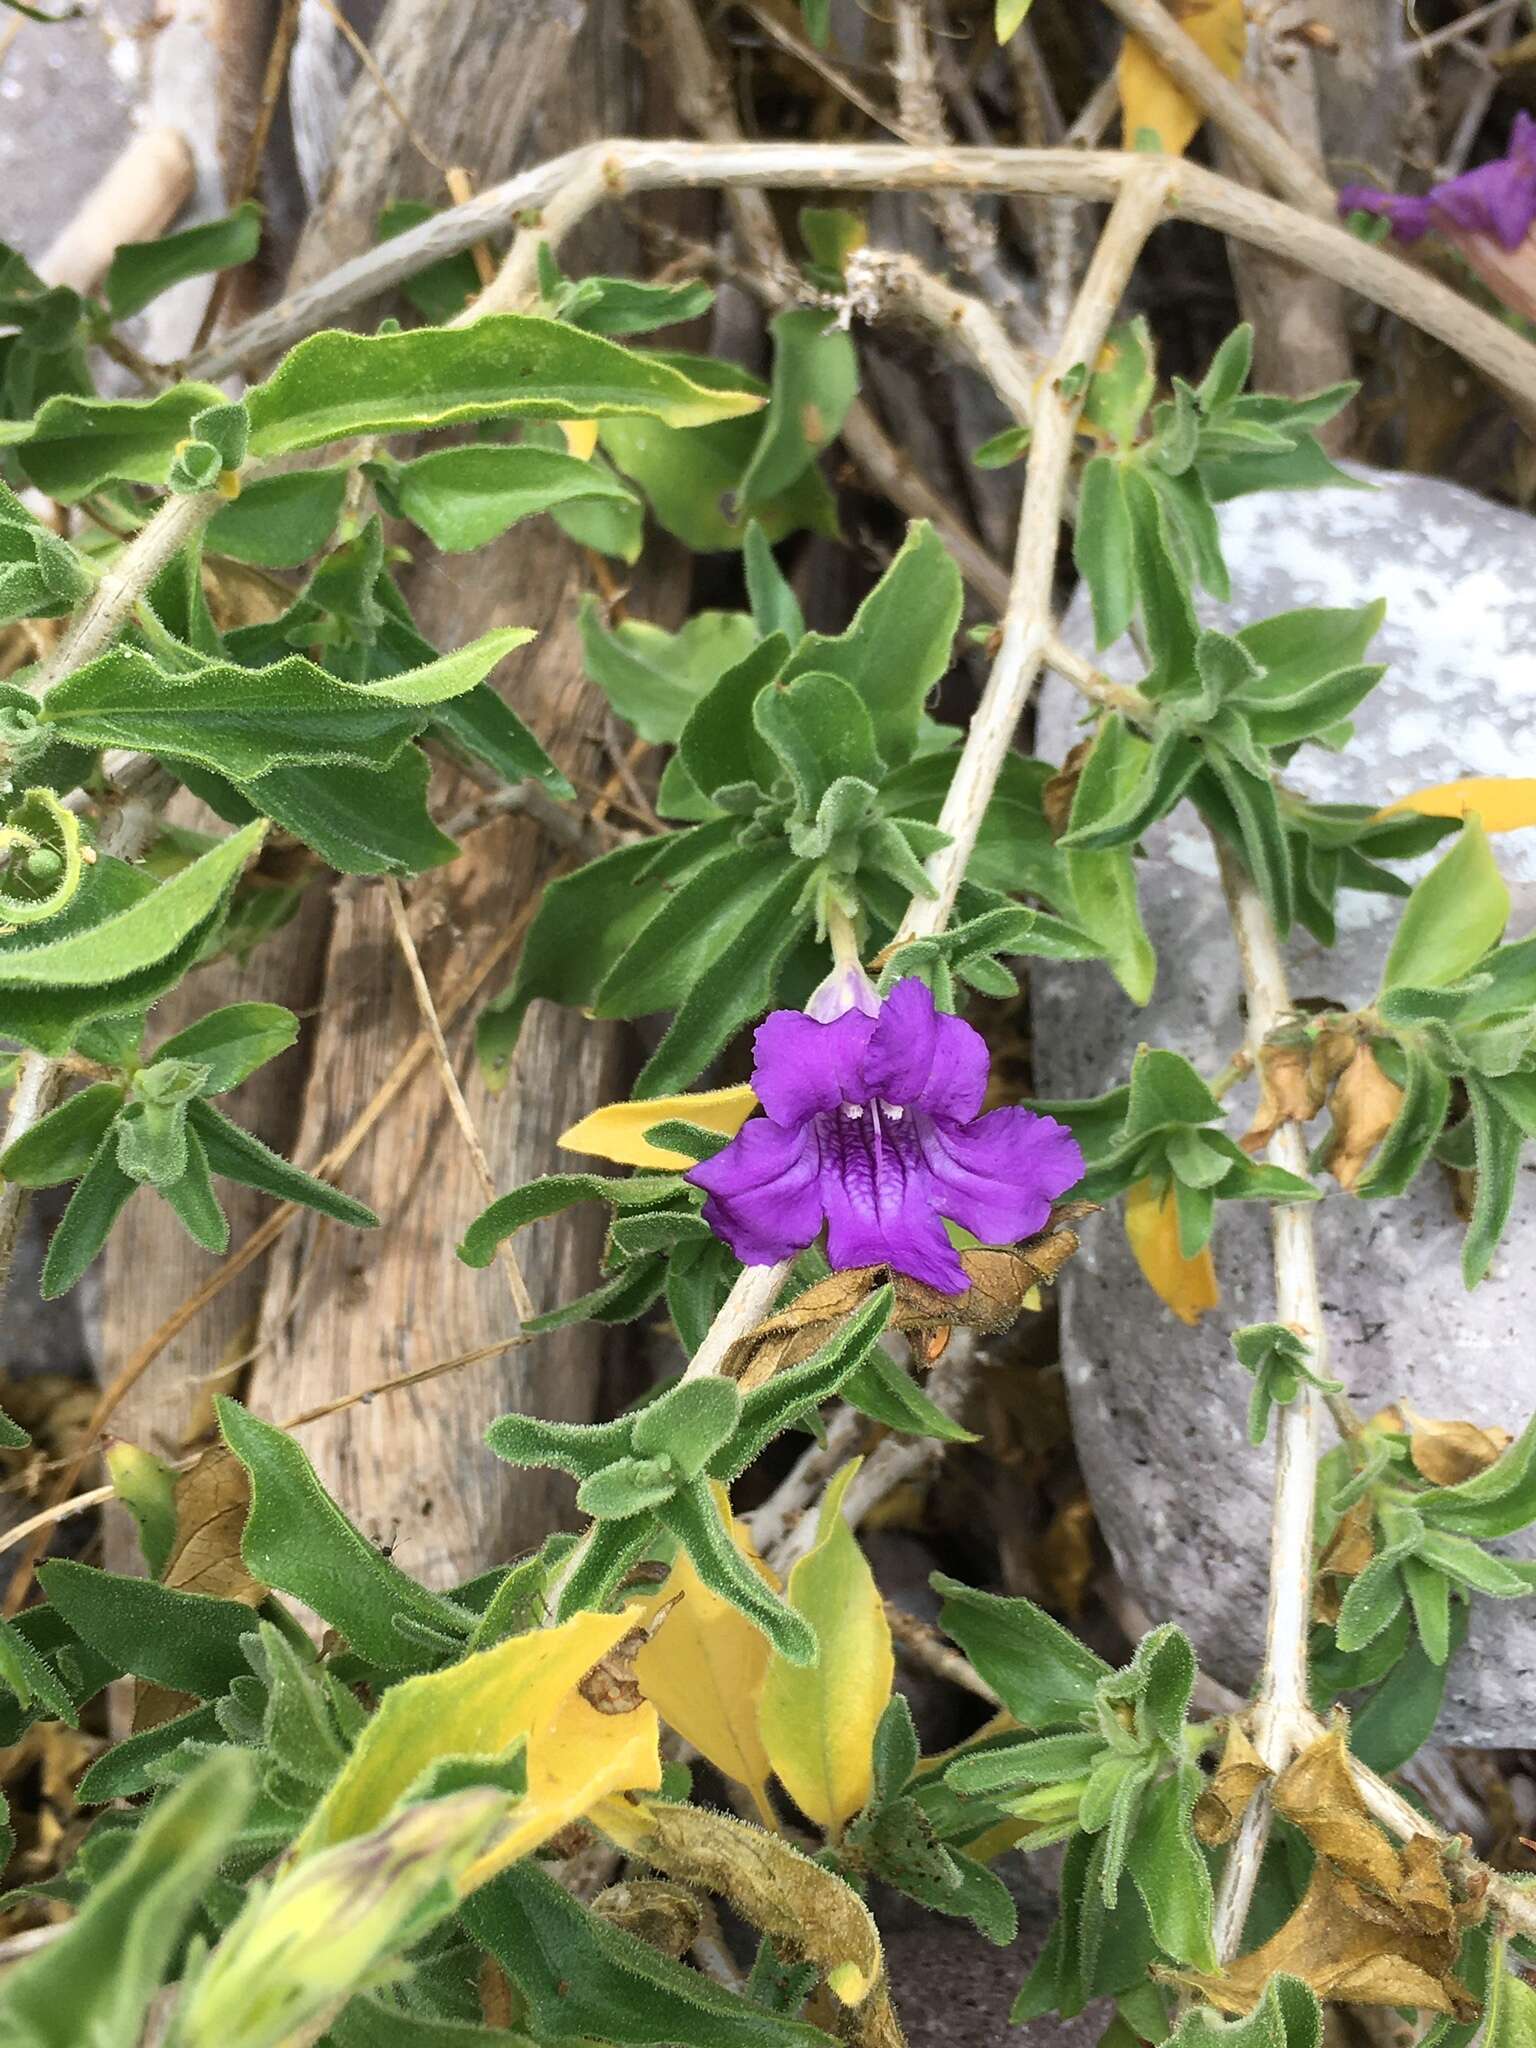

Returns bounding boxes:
[134,1446,266,1732]
[1399,1407,1513,1488]
[724,1208,1091,1389]
[1241,1032,1346,1154]
[1043,739,1092,840]
[1314,1497,1376,1624]
[1193,1717,1272,1846]
[1181,1728,1482,2016]
[1274,1725,1403,1895]
[1323,1044,1405,1192]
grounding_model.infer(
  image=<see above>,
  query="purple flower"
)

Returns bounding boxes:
[1339,115,1536,251]
[686,977,1084,1294]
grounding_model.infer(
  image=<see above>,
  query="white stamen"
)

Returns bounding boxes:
[882,1102,905,1122]
[842,1102,865,1120]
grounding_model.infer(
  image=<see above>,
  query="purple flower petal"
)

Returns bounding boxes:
[749,1006,878,1124]
[817,1105,969,1293]
[862,977,989,1122]
[1432,154,1536,249]
[917,1108,1085,1246]
[1337,184,1434,243]
[687,1117,824,1265]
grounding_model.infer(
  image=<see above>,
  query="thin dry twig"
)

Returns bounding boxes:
[382,876,536,1323]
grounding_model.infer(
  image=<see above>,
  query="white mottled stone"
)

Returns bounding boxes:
[1035,467,1536,1745]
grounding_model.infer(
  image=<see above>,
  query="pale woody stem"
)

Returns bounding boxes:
[899,168,1172,944]
[1210,841,1329,1960]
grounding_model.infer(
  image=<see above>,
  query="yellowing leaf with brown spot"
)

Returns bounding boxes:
[1375,778,1536,832]
[757,1460,894,1834]
[1124,1178,1219,1325]
[559,1084,758,1169]
[296,1606,643,1856]
[634,1493,779,1825]
[1118,0,1246,156]
[463,1688,662,1888]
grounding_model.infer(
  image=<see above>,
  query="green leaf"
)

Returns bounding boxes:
[934,1574,1111,1728]
[744,522,805,643]
[1334,1555,1408,1653]
[600,354,835,553]
[712,1286,896,1480]
[1127,1767,1215,1969]
[432,680,570,797]
[1064,716,1156,1004]
[1075,457,1137,647]
[678,635,788,799]
[754,669,885,817]
[1355,1044,1450,1200]
[1350,1624,1457,1773]
[1057,722,1198,852]
[1462,1077,1525,1288]
[0,817,263,989]
[161,1126,229,1252]
[632,1376,742,1477]
[1084,319,1156,450]
[188,1099,380,1228]
[244,317,760,460]
[206,467,347,568]
[1383,818,1508,992]
[738,307,858,511]
[1163,1975,1322,2048]
[782,521,961,769]
[0,1751,255,2048]
[842,1343,979,1443]
[326,1997,544,2047]
[577,1455,679,1519]
[456,1170,680,1269]
[217,1398,472,1670]
[42,629,531,780]
[580,600,760,745]
[632,867,809,1094]
[475,827,719,1084]
[209,749,459,877]
[150,1002,298,1095]
[660,1477,816,1664]
[103,1440,179,1579]
[0,381,227,501]
[557,273,716,338]
[385,443,637,552]
[104,201,262,320]
[39,1132,138,1295]
[37,1557,257,1696]
[0,1080,124,1186]
[465,1865,833,2048]
[971,423,1031,469]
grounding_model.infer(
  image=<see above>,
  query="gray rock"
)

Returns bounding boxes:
[1034,467,1536,1746]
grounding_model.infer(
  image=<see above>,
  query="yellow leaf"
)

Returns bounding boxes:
[592,1795,886,2009]
[1118,0,1246,157]
[560,419,600,460]
[296,1606,642,1856]
[559,1084,759,1170]
[463,1689,662,1889]
[1123,1177,1219,1325]
[634,1494,779,1826]
[1375,778,1536,833]
[757,1460,894,1834]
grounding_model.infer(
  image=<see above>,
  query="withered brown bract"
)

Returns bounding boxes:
[722,1204,1094,1390]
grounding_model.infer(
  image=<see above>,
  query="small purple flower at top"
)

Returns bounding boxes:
[686,977,1084,1295]
[1339,117,1536,320]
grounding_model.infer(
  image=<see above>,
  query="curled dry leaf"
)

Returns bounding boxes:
[1242,1024,1355,1155]
[592,1795,891,2017]
[723,1206,1091,1390]
[135,1446,267,1733]
[1181,1727,1483,2017]
[1376,1403,1514,1487]
[590,1878,704,1961]
[1043,738,1092,840]
[1313,1497,1376,1625]
[1193,1717,1272,1847]
[1322,1043,1405,1192]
